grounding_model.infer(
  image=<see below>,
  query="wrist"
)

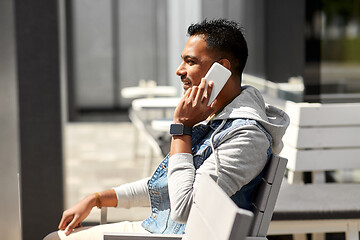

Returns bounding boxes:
[173,117,194,127]
[172,134,192,140]
[93,192,102,209]
[85,193,100,209]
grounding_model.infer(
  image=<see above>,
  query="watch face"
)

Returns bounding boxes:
[170,124,184,135]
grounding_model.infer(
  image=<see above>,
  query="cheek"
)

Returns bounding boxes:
[190,70,206,86]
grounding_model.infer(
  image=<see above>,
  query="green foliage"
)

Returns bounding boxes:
[321,0,360,23]
[322,36,360,62]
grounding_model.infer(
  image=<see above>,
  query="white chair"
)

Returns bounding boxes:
[104,174,254,240]
[269,101,360,240]
[101,154,288,240]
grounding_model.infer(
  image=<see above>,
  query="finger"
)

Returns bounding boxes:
[58,215,72,230]
[203,81,214,103]
[179,88,193,110]
[75,222,83,228]
[181,88,193,105]
[209,99,217,109]
[58,214,66,229]
[64,217,80,236]
[189,85,198,101]
[195,78,207,103]
[184,87,192,97]
[206,81,214,98]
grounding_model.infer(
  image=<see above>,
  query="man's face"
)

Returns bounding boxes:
[176,35,215,92]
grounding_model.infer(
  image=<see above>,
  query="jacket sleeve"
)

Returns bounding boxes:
[167,124,269,223]
[112,177,151,208]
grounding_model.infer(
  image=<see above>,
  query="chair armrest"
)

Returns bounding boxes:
[104,232,183,240]
[245,237,268,240]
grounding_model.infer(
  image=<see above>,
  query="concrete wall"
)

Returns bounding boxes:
[71,0,169,109]
[0,0,64,239]
[167,0,202,93]
[0,0,22,239]
[117,0,168,107]
[72,0,114,108]
[203,0,305,83]
[68,0,305,110]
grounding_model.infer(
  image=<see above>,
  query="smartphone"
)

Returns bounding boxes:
[204,62,232,106]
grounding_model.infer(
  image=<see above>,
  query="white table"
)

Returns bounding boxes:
[131,97,181,111]
[121,86,177,99]
[151,119,173,132]
[130,97,180,176]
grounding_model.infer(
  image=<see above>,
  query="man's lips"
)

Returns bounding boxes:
[181,77,192,90]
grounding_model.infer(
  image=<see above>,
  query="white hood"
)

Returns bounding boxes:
[214,86,290,154]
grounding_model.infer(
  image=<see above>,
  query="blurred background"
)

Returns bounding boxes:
[1,0,359,239]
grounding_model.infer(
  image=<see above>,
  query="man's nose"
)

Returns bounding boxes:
[176,62,186,76]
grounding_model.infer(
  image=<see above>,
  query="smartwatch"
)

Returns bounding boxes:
[170,123,192,136]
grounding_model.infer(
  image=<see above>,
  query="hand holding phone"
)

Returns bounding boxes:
[204,62,232,106]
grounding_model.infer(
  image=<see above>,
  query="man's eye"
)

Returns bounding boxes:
[186,60,195,65]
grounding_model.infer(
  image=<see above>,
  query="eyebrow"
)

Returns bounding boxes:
[182,55,199,61]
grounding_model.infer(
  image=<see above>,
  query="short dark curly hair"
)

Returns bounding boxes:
[187,19,248,78]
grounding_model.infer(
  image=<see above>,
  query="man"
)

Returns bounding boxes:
[44,19,289,239]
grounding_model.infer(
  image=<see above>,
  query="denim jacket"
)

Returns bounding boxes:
[141,118,272,234]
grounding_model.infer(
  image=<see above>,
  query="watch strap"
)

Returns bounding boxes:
[182,125,192,136]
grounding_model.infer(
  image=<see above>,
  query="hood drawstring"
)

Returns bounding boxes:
[210,119,227,184]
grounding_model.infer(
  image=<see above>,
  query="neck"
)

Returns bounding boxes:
[212,80,242,115]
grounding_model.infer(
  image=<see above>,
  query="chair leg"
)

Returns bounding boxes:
[312,233,325,240]
[100,207,108,225]
[312,171,326,184]
[287,171,303,184]
[142,145,153,178]
[293,233,307,240]
[346,222,359,240]
[132,126,139,161]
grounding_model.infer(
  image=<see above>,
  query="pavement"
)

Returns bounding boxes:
[63,115,164,224]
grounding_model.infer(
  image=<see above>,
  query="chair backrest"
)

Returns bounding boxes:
[249,154,288,237]
[282,101,360,183]
[184,174,254,240]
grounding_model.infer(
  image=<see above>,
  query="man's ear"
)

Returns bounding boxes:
[218,59,231,70]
